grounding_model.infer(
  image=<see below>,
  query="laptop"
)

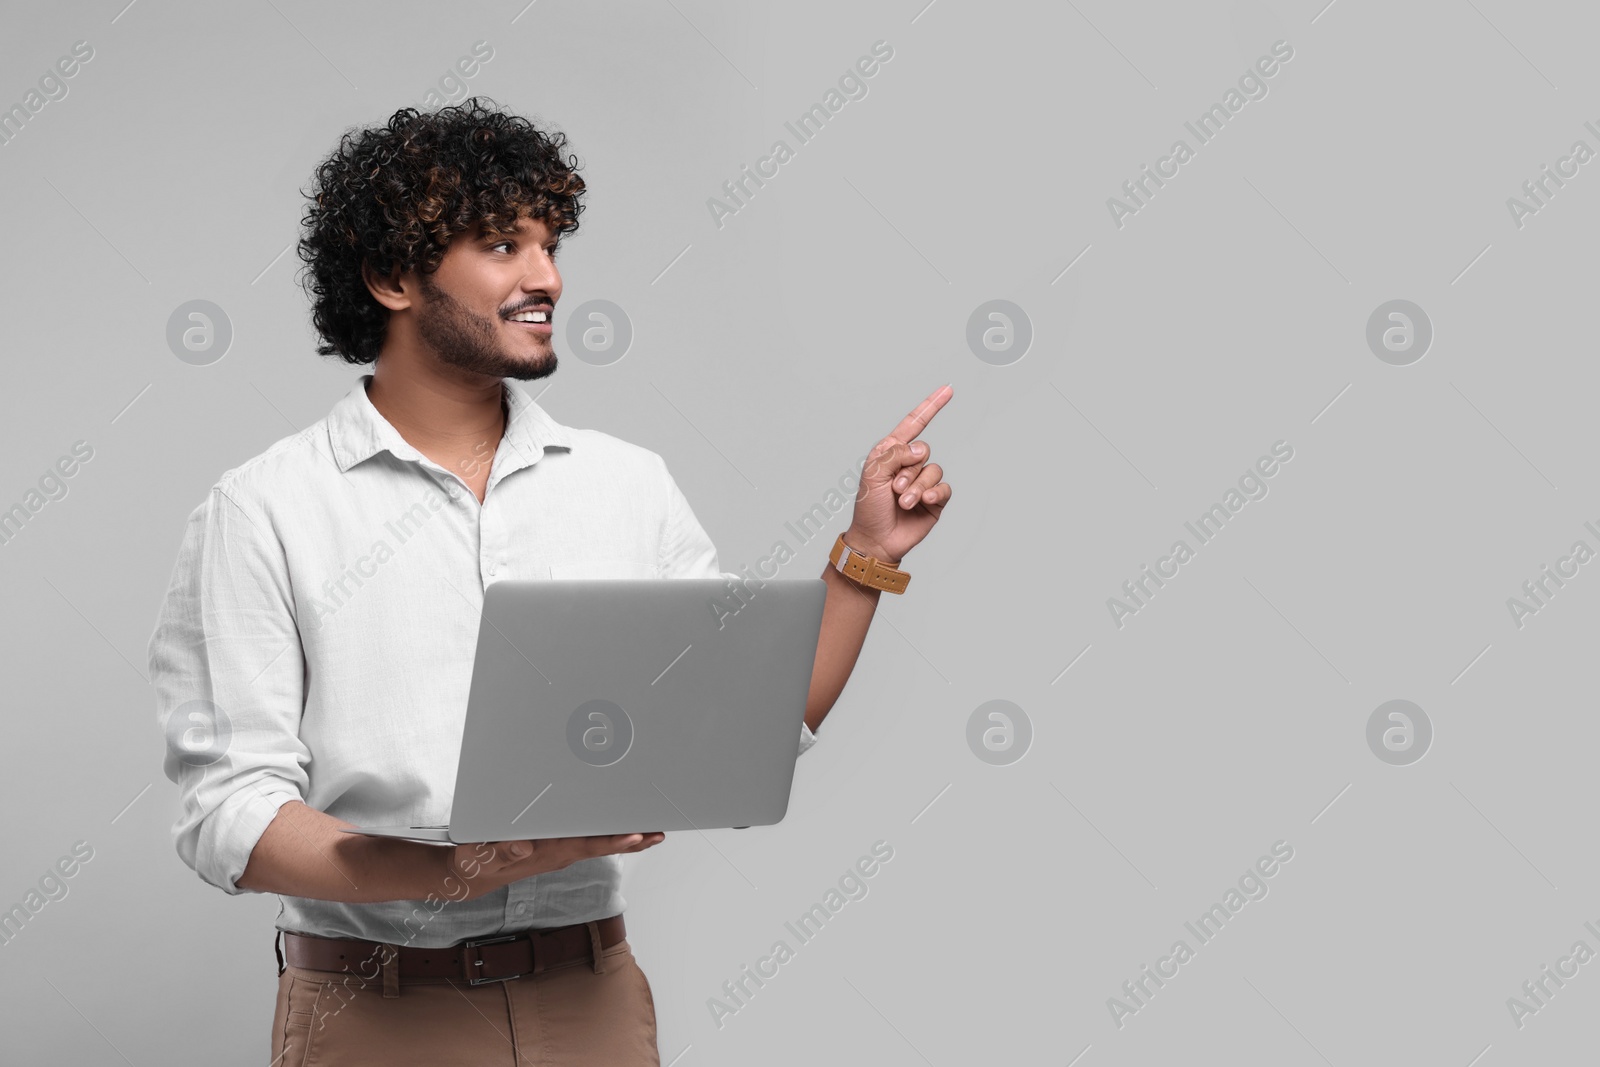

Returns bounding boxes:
[340,574,827,845]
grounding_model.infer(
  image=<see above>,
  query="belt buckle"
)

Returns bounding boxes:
[463,934,526,985]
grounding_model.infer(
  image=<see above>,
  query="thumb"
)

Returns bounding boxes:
[505,841,530,860]
[863,439,923,487]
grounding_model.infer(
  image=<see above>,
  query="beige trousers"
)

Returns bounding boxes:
[270,930,659,1066]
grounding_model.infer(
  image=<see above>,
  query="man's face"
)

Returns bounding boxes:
[412,213,563,382]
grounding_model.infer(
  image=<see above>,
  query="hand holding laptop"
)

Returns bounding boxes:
[444,832,667,902]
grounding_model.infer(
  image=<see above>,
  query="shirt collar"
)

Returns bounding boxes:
[326,374,573,474]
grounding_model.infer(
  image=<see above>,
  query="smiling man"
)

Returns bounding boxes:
[148,98,952,1065]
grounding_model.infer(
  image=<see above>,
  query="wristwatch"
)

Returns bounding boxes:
[829,533,911,594]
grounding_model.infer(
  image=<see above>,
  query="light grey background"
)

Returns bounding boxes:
[0,0,1593,1063]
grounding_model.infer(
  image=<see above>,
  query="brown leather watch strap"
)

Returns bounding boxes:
[282,913,624,985]
[830,533,910,594]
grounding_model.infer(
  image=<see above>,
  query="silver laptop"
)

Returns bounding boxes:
[341,575,827,845]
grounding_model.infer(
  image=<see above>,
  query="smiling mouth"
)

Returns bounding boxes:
[505,307,554,336]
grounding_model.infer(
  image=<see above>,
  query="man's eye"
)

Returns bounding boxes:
[490,241,556,259]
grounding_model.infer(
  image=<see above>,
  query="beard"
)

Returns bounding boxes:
[415,272,557,382]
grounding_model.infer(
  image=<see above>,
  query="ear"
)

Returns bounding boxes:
[363,259,412,313]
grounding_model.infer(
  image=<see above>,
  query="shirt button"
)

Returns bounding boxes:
[487,561,499,576]
[514,902,528,916]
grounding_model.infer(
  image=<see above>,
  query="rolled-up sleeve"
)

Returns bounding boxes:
[147,484,310,894]
[655,454,819,757]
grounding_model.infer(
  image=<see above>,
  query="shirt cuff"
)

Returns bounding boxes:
[187,778,303,896]
[798,722,817,757]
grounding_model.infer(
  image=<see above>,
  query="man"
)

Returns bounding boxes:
[148,98,952,1064]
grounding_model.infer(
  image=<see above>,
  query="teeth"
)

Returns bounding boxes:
[509,311,549,323]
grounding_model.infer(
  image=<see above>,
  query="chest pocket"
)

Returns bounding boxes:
[549,559,659,579]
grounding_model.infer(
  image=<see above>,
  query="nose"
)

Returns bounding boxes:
[520,248,561,305]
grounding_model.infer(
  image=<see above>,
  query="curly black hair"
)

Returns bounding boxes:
[295,97,586,365]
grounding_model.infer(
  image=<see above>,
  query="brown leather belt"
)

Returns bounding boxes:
[281,914,624,986]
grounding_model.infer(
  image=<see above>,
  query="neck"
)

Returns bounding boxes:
[366,356,506,455]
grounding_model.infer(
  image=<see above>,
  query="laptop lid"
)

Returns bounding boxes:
[444,574,826,842]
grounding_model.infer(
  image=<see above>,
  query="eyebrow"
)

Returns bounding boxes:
[481,221,557,243]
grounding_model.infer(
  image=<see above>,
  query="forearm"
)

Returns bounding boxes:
[236,799,454,903]
[804,561,883,732]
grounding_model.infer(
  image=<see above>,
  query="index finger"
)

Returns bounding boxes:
[887,384,953,443]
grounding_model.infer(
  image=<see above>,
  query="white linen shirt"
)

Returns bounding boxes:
[147,373,816,947]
